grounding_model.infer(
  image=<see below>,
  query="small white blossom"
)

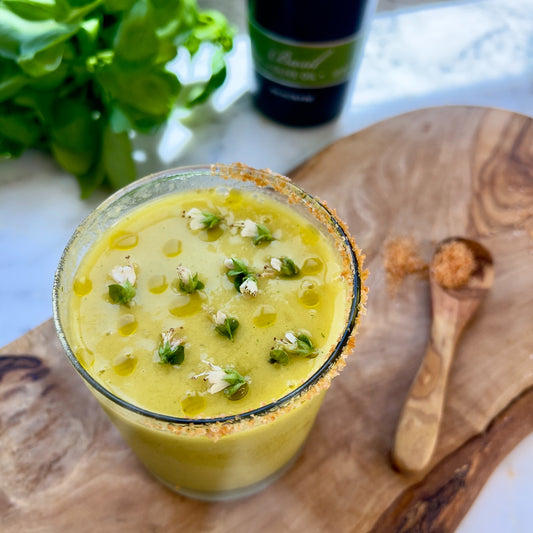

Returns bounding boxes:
[224,211,235,227]
[192,360,229,394]
[271,332,299,352]
[161,328,184,351]
[235,219,258,238]
[239,277,258,296]
[176,264,192,284]
[224,258,235,269]
[185,208,205,231]
[270,258,282,272]
[284,332,298,345]
[214,310,227,326]
[110,264,136,286]
[272,331,316,357]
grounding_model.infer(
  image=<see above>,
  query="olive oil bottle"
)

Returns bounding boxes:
[248,0,375,126]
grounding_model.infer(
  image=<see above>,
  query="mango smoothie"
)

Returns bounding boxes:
[53,164,365,500]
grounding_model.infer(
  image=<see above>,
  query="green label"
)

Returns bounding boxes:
[249,20,364,88]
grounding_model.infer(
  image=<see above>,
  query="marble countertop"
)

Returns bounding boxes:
[1,0,532,530]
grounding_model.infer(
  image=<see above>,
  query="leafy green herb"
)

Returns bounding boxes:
[279,257,300,277]
[223,369,248,400]
[159,343,185,366]
[215,317,239,340]
[202,211,222,229]
[179,272,204,293]
[0,1,234,197]
[269,348,289,366]
[177,266,204,293]
[226,258,257,293]
[289,333,318,358]
[269,332,318,365]
[108,280,136,305]
[253,223,275,245]
[158,328,185,365]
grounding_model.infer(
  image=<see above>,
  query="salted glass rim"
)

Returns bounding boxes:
[52,163,362,427]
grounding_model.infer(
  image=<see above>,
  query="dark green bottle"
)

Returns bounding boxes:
[248,0,374,126]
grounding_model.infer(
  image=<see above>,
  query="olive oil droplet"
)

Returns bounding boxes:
[76,348,94,369]
[163,238,182,257]
[112,353,137,376]
[298,279,320,307]
[302,257,324,275]
[223,189,243,209]
[110,232,138,250]
[169,293,204,317]
[181,394,206,416]
[197,226,224,242]
[118,314,138,336]
[253,305,277,327]
[148,274,168,294]
[73,276,93,296]
[300,226,319,245]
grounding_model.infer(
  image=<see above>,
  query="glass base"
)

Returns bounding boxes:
[153,443,304,502]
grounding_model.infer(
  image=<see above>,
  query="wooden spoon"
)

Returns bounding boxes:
[392,237,494,473]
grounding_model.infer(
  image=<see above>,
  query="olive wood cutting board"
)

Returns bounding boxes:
[2,106,532,532]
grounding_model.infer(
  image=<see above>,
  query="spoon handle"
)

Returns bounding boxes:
[392,331,456,473]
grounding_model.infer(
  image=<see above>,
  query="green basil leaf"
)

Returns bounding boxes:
[0,6,78,64]
[18,41,65,77]
[0,136,25,158]
[3,0,56,22]
[54,0,103,24]
[0,61,28,102]
[108,105,132,133]
[76,18,100,56]
[49,98,98,152]
[186,61,226,107]
[103,0,136,15]
[76,158,106,198]
[113,0,158,66]
[51,143,94,176]
[116,69,180,116]
[102,123,136,190]
[0,106,42,146]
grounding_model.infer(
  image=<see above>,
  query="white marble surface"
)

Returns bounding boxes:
[1,0,532,530]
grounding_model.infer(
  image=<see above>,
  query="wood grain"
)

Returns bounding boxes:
[2,106,533,532]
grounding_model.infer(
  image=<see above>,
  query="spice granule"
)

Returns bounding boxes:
[384,237,428,295]
[431,240,476,289]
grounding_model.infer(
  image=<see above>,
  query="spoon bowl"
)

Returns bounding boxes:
[392,237,494,473]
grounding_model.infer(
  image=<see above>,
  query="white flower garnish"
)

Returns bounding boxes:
[185,208,205,231]
[192,360,229,394]
[214,310,227,326]
[284,332,298,345]
[110,264,136,286]
[224,211,235,227]
[235,219,258,238]
[223,258,235,269]
[176,264,192,284]
[270,258,282,272]
[162,328,184,351]
[239,277,258,296]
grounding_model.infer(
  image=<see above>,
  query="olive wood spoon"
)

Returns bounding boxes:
[392,237,494,473]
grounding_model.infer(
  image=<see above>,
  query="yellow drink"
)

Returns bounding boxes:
[53,164,365,500]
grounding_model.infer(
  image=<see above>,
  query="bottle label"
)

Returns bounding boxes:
[249,19,365,89]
